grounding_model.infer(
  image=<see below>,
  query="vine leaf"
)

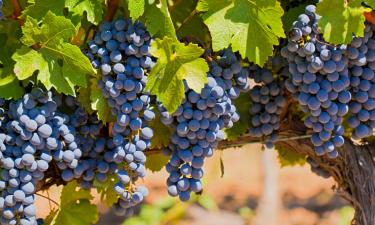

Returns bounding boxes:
[224,93,251,141]
[316,0,370,44]
[197,0,285,65]
[22,0,104,25]
[368,2,375,9]
[126,0,145,20]
[65,0,105,25]
[145,152,170,173]
[149,111,173,148]
[0,20,24,99]
[90,78,115,123]
[47,181,99,225]
[94,174,119,207]
[275,145,306,167]
[145,37,208,113]
[21,0,65,20]
[77,86,94,114]
[12,12,95,96]
[144,0,177,39]
[169,0,211,46]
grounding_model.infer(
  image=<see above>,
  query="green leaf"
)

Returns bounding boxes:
[0,21,24,99]
[0,81,24,99]
[21,0,66,21]
[49,181,99,225]
[144,0,177,39]
[94,174,119,207]
[65,0,104,25]
[367,1,375,9]
[77,86,95,114]
[127,0,145,20]
[225,93,251,141]
[90,78,114,123]
[275,145,306,167]
[316,0,370,44]
[13,12,95,95]
[197,0,285,65]
[169,0,211,46]
[22,0,104,25]
[145,152,170,173]
[149,111,173,148]
[145,37,208,113]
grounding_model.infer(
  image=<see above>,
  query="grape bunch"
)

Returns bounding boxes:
[281,5,349,158]
[347,23,375,139]
[85,18,154,216]
[248,56,289,148]
[0,89,80,225]
[159,49,249,201]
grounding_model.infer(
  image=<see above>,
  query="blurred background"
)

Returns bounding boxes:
[35,143,353,225]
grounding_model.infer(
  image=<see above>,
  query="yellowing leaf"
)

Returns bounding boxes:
[127,0,145,20]
[90,78,115,123]
[48,181,99,225]
[146,37,208,113]
[197,0,285,65]
[317,0,370,44]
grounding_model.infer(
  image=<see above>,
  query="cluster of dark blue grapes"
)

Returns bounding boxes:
[248,56,288,148]
[159,49,249,201]
[347,23,375,140]
[281,5,349,158]
[0,89,80,225]
[85,18,154,216]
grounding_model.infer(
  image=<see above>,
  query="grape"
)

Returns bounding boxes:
[248,56,288,148]
[86,18,154,214]
[348,23,375,140]
[281,5,350,157]
[158,49,247,200]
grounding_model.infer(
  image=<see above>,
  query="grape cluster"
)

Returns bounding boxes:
[0,89,80,225]
[347,23,375,139]
[159,49,249,201]
[281,5,349,158]
[85,18,154,216]
[248,56,288,148]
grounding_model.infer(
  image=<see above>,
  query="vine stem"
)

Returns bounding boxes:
[35,193,60,207]
[11,0,24,25]
[105,0,119,21]
[176,9,198,33]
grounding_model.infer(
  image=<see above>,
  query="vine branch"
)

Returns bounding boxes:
[35,193,60,207]
[105,0,119,21]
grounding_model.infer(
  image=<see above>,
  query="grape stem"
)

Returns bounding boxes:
[176,9,198,33]
[35,192,60,207]
[105,0,119,21]
[11,0,23,25]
